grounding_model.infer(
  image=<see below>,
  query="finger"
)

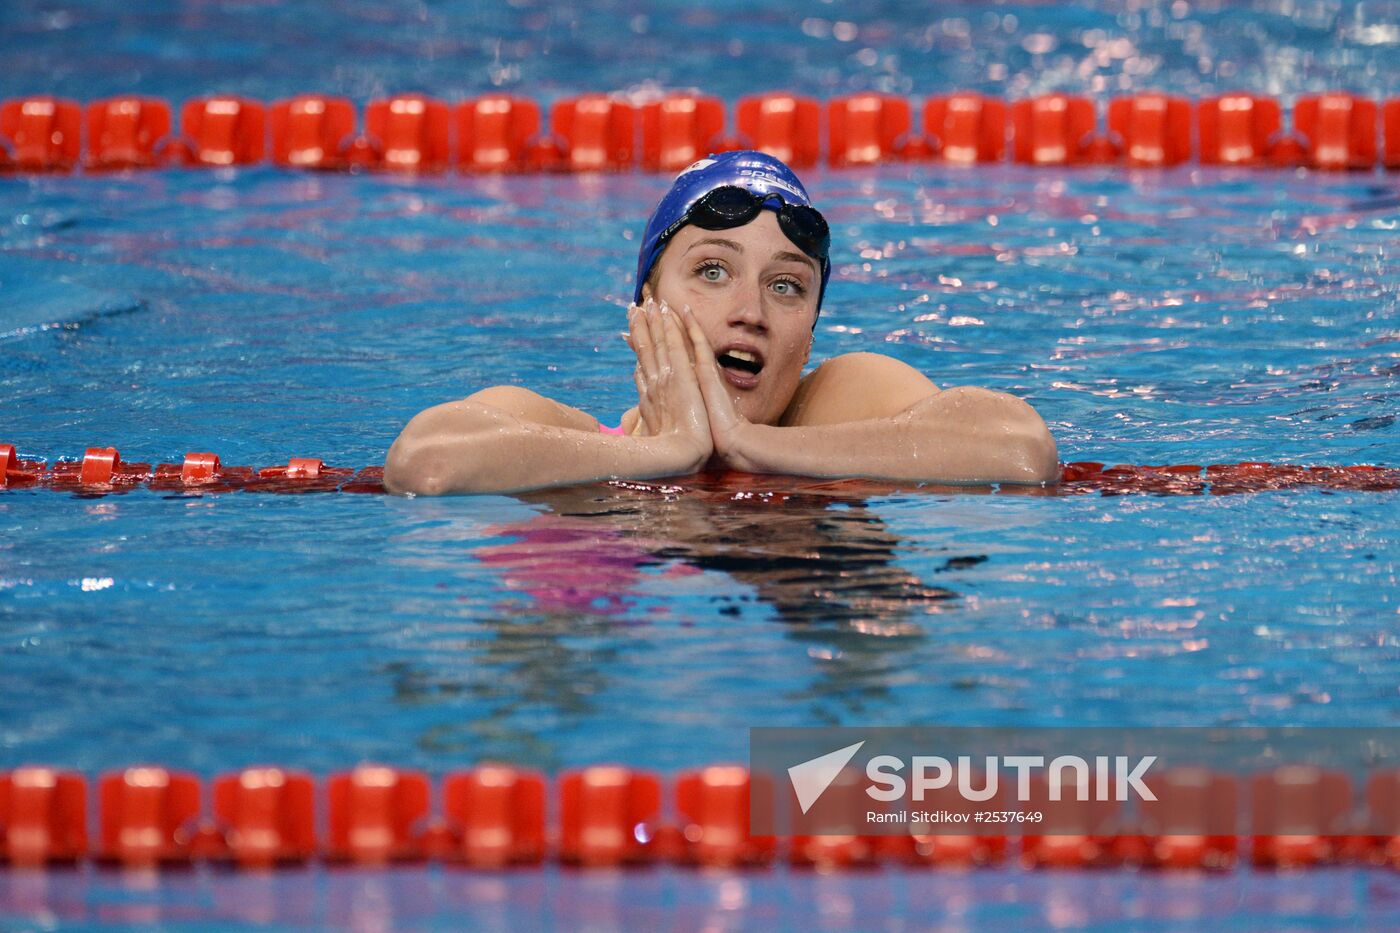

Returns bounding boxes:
[641,298,669,374]
[659,301,694,374]
[649,301,672,374]
[679,304,717,368]
[628,303,658,376]
[680,305,725,396]
[632,374,657,437]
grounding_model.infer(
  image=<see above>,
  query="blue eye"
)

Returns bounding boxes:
[772,278,805,297]
[696,262,727,282]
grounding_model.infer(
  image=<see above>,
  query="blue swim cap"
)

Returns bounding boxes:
[633,150,831,313]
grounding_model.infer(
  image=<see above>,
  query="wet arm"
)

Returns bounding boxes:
[681,323,1059,485]
[724,384,1060,485]
[384,387,706,496]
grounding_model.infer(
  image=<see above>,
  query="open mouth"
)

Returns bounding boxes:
[716,348,763,377]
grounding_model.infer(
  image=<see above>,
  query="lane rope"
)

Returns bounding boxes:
[2,91,1397,174]
[3,445,1398,497]
[2,763,1396,871]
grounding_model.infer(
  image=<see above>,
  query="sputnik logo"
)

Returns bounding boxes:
[788,740,865,814]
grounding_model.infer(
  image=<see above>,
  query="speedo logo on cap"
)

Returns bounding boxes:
[733,168,806,201]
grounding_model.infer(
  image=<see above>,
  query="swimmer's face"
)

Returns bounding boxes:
[643,210,819,426]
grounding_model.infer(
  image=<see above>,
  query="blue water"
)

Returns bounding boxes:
[4,0,1400,104]
[4,864,1400,931]
[3,162,1396,773]
[2,2,1399,930]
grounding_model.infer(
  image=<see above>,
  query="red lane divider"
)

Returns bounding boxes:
[0,767,88,867]
[1057,461,1400,495]
[828,93,917,167]
[0,445,385,494]
[924,92,1007,164]
[8,89,1398,173]
[97,767,203,867]
[2,445,1398,496]
[550,95,637,172]
[325,765,433,865]
[270,95,357,171]
[364,94,452,173]
[1012,94,1113,166]
[174,96,267,167]
[6,764,1400,871]
[1250,766,1353,868]
[0,96,81,172]
[558,766,662,866]
[458,95,546,173]
[86,96,172,170]
[1295,93,1378,170]
[1386,100,1400,170]
[442,765,547,867]
[735,93,821,169]
[675,765,776,867]
[641,93,728,173]
[211,767,317,868]
[1108,93,1193,167]
[1122,766,1240,870]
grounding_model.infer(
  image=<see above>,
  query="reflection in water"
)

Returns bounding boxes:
[384,473,981,764]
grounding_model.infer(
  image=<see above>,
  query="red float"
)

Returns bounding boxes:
[1011,95,1109,165]
[1198,94,1294,166]
[549,95,637,172]
[1020,771,1122,868]
[1294,93,1378,170]
[211,768,317,867]
[923,93,1007,164]
[673,765,776,867]
[269,95,356,170]
[1118,767,1239,869]
[1385,99,1400,169]
[0,767,89,866]
[440,765,547,867]
[882,772,1010,867]
[827,93,915,167]
[639,93,727,173]
[326,765,432,864]
[557,765,662,866]
[79,446,121,485]
[0,96,82,171]
[457,95,543,172]
[735,94,821,169]
[98,767,203,866]
[85,96,172,169]
[363,94,451,172]
[1363,769,1400,866]
[787,767,881,868]
[1107,94,1192,167]
[177,96,267,166]
[1250,766,1352,867]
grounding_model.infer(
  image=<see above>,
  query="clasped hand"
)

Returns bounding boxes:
[624,298,747,469]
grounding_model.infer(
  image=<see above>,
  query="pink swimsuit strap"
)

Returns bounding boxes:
[597,421,627,436]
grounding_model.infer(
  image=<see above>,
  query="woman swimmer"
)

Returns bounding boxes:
[384,150,1058,495]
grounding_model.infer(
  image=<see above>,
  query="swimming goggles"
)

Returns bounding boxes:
[660,185,831,265]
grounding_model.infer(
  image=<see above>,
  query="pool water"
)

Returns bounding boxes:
[4,163,1396,774]
[2,0,1399,929]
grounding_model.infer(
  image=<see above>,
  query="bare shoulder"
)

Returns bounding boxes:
[781,352,940,426]
[464,385,602,431]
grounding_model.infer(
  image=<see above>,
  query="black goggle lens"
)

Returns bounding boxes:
[675,186,830,263]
